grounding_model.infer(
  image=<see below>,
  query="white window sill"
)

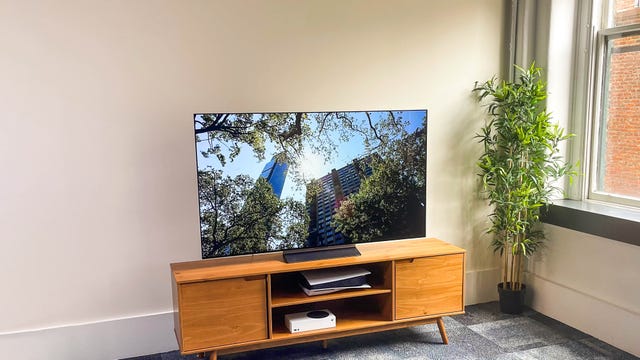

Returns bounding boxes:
[542,199,640,247]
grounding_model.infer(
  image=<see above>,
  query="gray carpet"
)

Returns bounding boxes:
[125,302,638,360]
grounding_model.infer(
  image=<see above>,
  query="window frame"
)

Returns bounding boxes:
[583,1,640,209]
[541,0,640,245]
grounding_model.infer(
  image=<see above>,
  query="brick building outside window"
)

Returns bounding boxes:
[592,0,640,205]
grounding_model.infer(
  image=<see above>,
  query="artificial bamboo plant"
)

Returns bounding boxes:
[473,64,575,292]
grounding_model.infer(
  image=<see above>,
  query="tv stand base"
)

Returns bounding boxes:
[171,238,465,359]
[201,316,448,360]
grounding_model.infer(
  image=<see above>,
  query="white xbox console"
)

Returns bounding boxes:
[284,309,336,333]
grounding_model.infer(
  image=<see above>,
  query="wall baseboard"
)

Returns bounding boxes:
[0,311,178,360]
[528,274,640,357]
[464,268,500,305]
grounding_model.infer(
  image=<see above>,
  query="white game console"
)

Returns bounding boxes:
[284,309,336,333]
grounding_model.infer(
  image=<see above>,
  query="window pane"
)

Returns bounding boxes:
[610,0,640,27]
[595,33,640,200]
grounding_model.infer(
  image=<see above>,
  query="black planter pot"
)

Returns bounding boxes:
[497,282,526,314]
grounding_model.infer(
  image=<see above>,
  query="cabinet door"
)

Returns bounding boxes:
[395,254,463,319]
[180,276,267,352]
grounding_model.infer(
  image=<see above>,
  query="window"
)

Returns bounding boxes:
[589,0,640,207]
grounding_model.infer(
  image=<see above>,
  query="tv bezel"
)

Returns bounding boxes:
[193,109,428,262]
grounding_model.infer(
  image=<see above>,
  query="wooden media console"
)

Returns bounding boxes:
[171,237,465,359]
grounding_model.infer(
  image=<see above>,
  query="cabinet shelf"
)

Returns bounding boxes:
[271,310,389,340]
[271,287,391,308]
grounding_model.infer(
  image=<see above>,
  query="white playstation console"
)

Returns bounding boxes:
[284,309,336,333]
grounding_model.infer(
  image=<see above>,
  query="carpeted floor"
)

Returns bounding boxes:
[125,302,638,360]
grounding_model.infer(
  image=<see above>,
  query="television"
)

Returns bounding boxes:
[194,110,426,262]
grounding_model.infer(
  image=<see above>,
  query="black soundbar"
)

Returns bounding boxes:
[283,244,361,263]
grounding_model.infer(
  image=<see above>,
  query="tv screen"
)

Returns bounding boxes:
[194,110,426,259]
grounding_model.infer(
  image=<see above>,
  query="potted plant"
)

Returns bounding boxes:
[473,63,575,314]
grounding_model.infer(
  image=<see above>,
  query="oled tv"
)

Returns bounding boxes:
[194,110,426,261]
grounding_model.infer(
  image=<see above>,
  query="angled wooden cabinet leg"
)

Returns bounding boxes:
[208,350,217,360]
[436,317,449,345]
[322,339,328,349]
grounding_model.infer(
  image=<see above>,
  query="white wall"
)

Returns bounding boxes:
[528,225,640,356]
[0,1,504,358]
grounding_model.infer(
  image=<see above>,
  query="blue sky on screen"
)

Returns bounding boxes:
[196,110,426,201]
